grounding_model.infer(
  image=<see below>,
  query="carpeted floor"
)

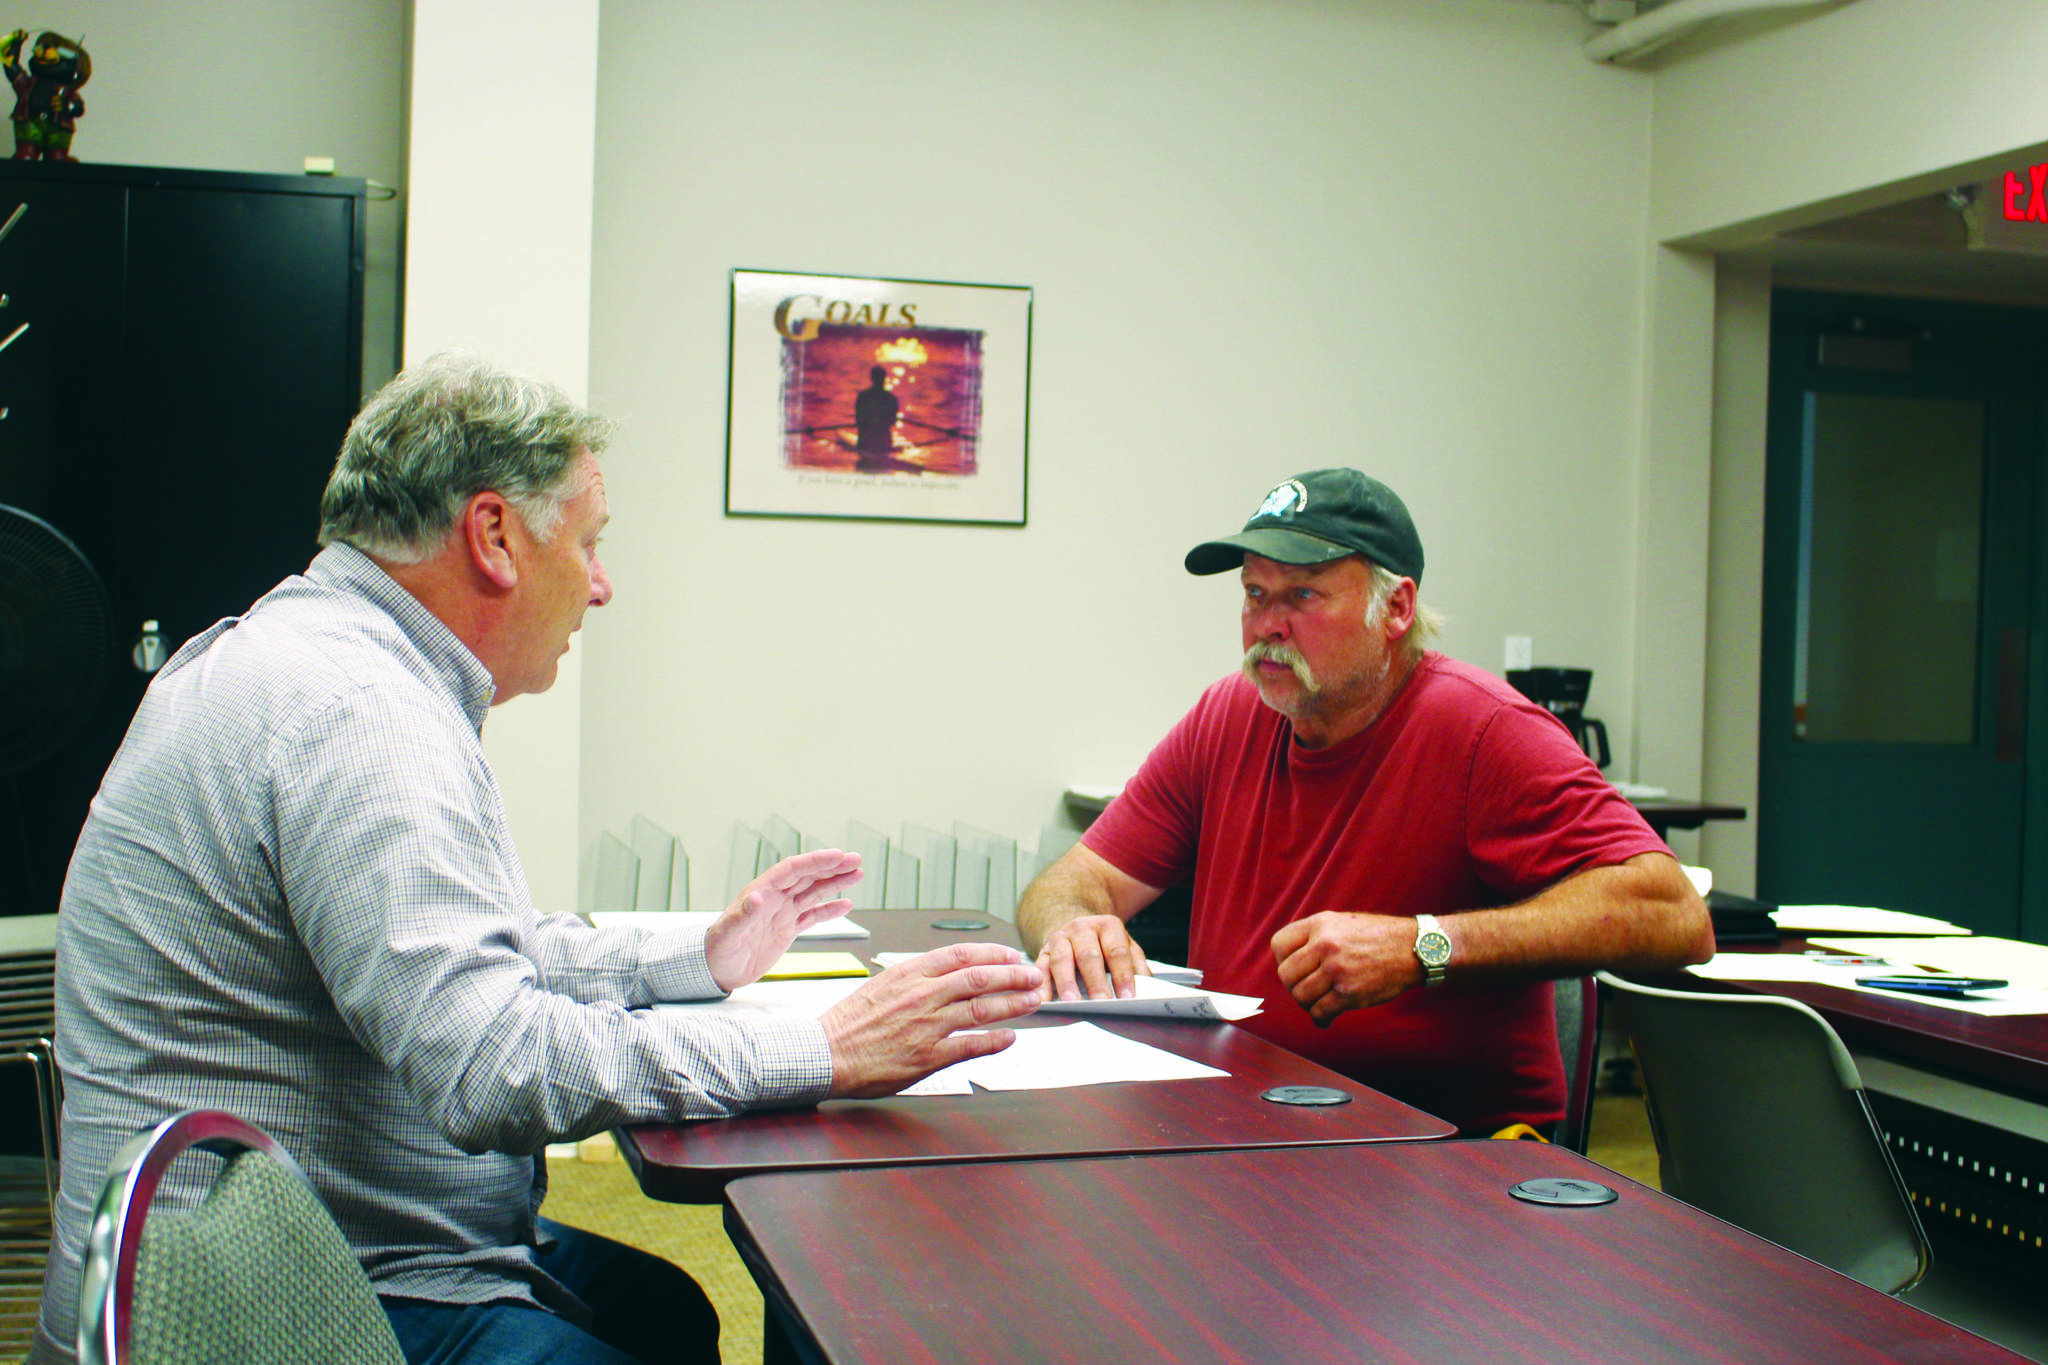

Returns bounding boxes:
[542,1137,766,1365]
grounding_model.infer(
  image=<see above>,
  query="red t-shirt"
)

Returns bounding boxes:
[1082,653,1666,1134]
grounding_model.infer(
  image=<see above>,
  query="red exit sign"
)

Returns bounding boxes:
[2004,165,2048,222]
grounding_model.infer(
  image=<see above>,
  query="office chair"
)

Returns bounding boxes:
[1596,972,1930,1295]
[77,1109,405,1365]
[1552,976,1599,1154]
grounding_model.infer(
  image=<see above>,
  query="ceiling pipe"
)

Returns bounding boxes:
[1583,0,1853,64]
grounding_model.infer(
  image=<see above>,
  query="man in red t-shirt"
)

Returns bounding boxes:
[1017,468,1713,1135]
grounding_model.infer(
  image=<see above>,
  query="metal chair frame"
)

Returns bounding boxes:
[76,1110,312,1365]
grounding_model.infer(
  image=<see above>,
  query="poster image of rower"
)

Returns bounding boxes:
[726,269,1030,526]
[778,323,985,477]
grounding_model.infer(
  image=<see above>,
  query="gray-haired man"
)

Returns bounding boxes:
[33,354,1042,1365]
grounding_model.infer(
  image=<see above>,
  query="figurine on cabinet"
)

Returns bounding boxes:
[0,29,89,161]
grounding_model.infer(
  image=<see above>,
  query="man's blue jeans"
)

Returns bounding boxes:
[380,1217,720,1364]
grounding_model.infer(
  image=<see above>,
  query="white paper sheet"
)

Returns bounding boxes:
[909,1022,1228,1093]
[653,983,1232,1092]
[1805,936,2048,995]
[874,952,1206,989]
[1036,974,1262,1021]
[1770,906,1969,936]
[872,953,1223,1008]
[1688,952,2048,1016]
[591,910,870,939]
[653,976,865,1018]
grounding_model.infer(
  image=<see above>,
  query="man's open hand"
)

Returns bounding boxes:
[705,848,863,993]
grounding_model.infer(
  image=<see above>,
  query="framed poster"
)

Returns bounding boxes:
[725,269,1032,525]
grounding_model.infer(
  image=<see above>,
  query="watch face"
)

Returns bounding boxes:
[1417,931,1452,968]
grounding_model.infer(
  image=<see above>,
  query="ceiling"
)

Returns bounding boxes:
[1728,186,2048,309]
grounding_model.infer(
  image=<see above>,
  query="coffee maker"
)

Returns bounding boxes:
[1505,667,1611,769]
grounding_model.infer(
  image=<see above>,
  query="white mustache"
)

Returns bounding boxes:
[1243,640,1317,691]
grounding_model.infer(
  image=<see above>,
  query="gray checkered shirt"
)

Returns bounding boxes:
[36,543,830,1359]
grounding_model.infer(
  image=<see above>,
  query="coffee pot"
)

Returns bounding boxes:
[1505,666,1611,769]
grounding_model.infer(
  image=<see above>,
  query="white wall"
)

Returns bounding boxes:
[1650,0,2048,248]
[1636,0,2048,891]
[580,0,1659,908]
[407,0,601,914]
[51,0,407,388]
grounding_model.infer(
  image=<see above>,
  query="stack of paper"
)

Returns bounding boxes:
[1037,974,1262,1022]
[1689,951,2048,1016]
[1770,906,1969,936]
[761,951,869,981]
[868,955,1251,1020]
[1803,935,2048,991]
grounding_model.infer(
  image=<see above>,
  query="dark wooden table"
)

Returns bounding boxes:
[1655,936,2048,1099]
[616,910,1454,1203]
[725,1139,2025,1364]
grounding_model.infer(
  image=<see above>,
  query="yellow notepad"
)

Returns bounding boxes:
[761,951,871,981]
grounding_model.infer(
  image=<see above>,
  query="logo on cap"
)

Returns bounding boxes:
[1254,479,1308,520]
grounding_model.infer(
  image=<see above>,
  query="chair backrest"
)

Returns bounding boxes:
[843,821,890,910]
[952,848,991,912]
[1552,976,1598,1154]
[882,844,920,908]
[591,832,640,914]
[1596,972,1930,1295]
[628,815,679,912]
[761,813,805,859]
[900,825,956,909]
[724,823,765,903]
[954,822,1019,921]
[78,1110,405,1365]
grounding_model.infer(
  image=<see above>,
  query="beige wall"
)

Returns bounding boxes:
[579,0,1664,908]
[1641,0,2048,891]
[1650,0,2048,247]
[55,0,407,388]
[107,0,2048,909]
[407,0,600,913]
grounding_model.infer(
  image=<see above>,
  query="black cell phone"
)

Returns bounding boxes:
[1856,974,2008,997]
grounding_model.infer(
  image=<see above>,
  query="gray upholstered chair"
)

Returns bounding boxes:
[77,1110,404,1365]
[1597,972,1931,1295]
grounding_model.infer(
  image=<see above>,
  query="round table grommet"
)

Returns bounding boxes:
[1508,1177,1618,1207]
[1260,1085,1353,1107]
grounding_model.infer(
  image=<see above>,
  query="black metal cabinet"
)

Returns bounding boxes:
[0,161,365,919]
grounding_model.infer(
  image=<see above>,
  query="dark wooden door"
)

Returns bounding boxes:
[1758,291,2042,935]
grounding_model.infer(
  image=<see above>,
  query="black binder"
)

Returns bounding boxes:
[1705,889,1781,945]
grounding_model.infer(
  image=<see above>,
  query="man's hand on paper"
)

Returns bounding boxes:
[1036,914,1151,1002]
[705,848,864,993]
[821,944,1045,1098]
[1272,911,1420,1026]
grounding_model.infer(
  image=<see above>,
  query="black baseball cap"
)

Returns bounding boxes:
[1184,468,1424,582]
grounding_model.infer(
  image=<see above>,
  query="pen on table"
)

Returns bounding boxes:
[1855,974,2008,998]
[1807,953,1888,966]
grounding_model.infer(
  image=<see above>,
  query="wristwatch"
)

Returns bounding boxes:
[1414,914,1452,986]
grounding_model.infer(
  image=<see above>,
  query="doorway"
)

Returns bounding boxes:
[1758,290,2048,938]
